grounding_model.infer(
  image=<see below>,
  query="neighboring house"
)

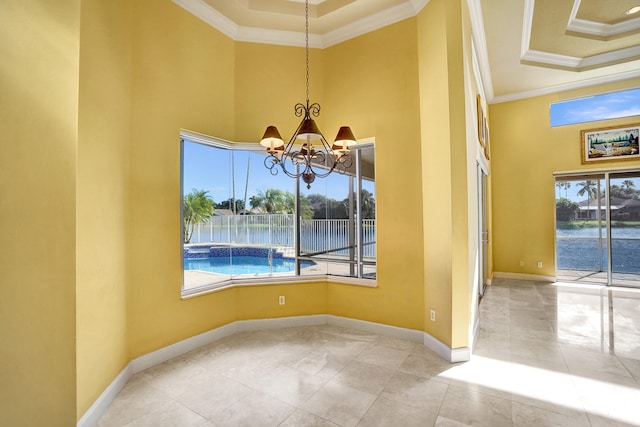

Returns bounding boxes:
[213,209,234,216]
[577,197,640,220]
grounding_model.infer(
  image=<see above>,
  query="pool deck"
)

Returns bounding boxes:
[183,261,375,291]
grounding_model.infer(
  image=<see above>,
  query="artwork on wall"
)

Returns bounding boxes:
[483,122,490,160]
[477,94,490,160]
[581,123,640,164]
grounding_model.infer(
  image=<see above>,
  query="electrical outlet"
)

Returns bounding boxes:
[430,309,436,322]
[519,260,524,267]
[279,296,285,305]
[537,261,542,268]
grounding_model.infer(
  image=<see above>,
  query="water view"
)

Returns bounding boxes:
[556,226,640,273]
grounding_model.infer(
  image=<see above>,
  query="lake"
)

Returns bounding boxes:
[556,227,640,273]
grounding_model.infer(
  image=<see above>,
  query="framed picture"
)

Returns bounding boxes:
[581,124,640,164]
[483,123,490,160]
[476,94,485,147]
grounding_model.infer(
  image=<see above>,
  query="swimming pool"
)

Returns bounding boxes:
[184,255,302,274]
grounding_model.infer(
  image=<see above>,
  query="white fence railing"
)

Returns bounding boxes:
[189,214,376,258]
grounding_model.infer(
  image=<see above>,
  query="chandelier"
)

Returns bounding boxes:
[260,0,356,189]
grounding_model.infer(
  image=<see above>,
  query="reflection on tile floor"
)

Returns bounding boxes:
[99,279,640,426]
[556,269,640,287]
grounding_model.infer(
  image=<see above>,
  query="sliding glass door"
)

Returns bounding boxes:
[555,170,640,287]
[609,172,640,286]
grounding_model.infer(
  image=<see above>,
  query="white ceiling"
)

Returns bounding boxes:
[172,0,640,103]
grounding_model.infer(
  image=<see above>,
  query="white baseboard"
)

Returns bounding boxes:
[79,314,469,426]
[422,331,470,363]
[77,363,133,427]
[130,322,238,373]
[492,271,556,282]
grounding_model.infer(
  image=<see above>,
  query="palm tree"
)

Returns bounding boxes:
[576,180,597,221]
[250,188,286,213]
[622,179,635,190]
[183,189,215,243]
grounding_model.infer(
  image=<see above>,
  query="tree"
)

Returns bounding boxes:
[298,195,314,220]
[183,189,215,243]
[307,194,346,219]
[281,191,313,219]
[339,189,376,219]
[620,180,639,199]
[556,198,579,221]
[621,179,635,190]
[360,189,376,219]
[250,188,286,213]
[576,180,597,220]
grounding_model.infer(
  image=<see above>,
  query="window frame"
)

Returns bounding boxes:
[180,129,377,299]
[550,87,640,128]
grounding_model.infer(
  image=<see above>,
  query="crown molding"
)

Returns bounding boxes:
[521,0,640,72]
[567,0,640,40]
[236,27,323,48]
[321,0,423,48]
[172,0,239,39]
[521,45,640,72]
[467,0,494,100]
[490,68,640,104]
[172,0,430,48]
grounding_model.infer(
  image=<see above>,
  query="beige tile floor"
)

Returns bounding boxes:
[98,279,640,426]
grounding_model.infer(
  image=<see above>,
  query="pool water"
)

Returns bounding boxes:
[184,256,298,275]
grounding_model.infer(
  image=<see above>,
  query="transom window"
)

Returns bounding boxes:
[550,87,640,127]
[180,133,376,296]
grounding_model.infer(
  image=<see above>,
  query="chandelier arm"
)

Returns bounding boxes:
[294,103,306,117]
[308,103,320,117]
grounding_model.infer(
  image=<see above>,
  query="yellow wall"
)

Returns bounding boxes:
[323,20,425,330]
[417,0,472,348]
[491,78,640,276]
[0,0,483,421]
[127,10,431,362]
[0,0,80,424]
[234,42,324,142]
[127,0,238,358]
[76,0,132,418]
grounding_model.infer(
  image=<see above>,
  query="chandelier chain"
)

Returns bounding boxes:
[305,0,310,106]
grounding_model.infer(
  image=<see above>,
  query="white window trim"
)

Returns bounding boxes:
[180,129,377,299]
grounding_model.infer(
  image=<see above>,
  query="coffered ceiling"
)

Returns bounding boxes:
[172,0,640,103]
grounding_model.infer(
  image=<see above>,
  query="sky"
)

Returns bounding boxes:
[550,88,640,127]
[183,141,374,204]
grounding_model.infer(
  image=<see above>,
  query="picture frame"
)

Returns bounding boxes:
[476,94,486,147]
[581,123,640,164]
[483,122,490,160]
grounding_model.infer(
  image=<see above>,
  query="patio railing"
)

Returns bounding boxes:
[189,214,376,258]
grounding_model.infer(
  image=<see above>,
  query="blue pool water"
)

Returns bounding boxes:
[184,256,300,274]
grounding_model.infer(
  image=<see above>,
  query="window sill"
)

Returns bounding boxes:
[181,274,377,300]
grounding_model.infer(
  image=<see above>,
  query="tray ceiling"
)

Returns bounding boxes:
[172,0,640,102]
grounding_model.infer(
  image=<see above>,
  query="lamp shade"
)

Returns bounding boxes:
[332,126,357,149]
[260,126,285,150]
[296,118,322,141]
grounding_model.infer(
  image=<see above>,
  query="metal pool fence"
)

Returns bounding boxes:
[189,214,376,258]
